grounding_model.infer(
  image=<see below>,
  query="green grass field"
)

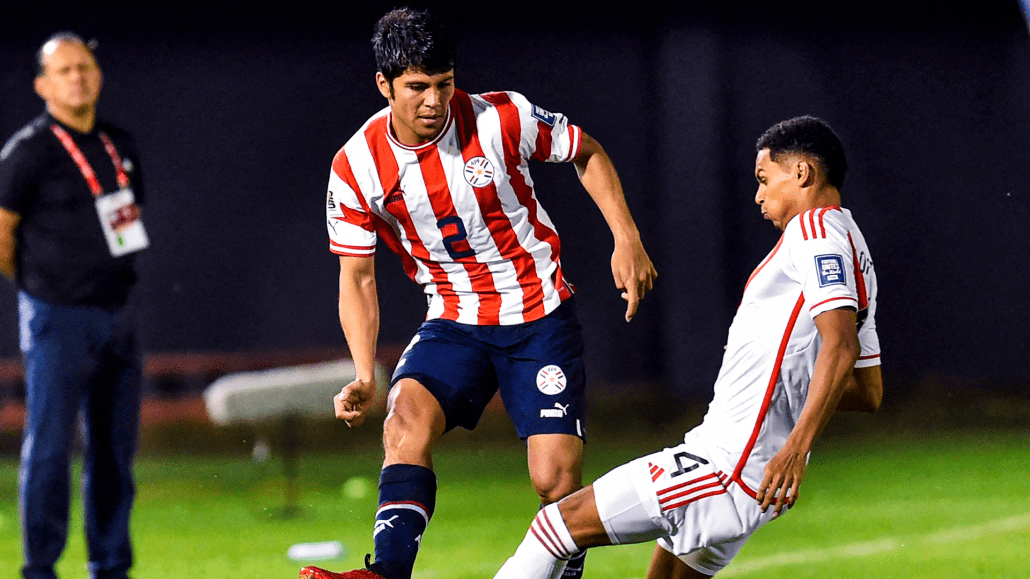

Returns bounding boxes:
[0,428,1027,578]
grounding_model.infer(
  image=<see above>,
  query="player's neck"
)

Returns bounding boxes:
[389,116,442,146]
[782,188,842,229]
[803,186,841,212]
[48,104,96,134]
[814,187,841,209]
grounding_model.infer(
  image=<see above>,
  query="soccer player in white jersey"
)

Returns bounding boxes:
[492,116,883,579]
[300,7,657,579]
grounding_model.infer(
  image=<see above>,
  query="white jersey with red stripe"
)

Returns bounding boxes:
[696,206,880,496]
[326,89,581,326]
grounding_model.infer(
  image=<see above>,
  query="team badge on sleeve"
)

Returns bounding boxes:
[815,254,846,287]
[531,104,557,127]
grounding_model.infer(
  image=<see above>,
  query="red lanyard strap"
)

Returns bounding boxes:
[50,124,131,197]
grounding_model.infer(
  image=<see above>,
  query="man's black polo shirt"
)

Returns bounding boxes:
[0,112,145,308]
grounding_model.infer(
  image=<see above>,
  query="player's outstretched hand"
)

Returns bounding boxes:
[756,446,807,517]
[611,237,657,322]
[334,378,377,428]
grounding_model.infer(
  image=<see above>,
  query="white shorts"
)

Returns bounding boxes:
[592,432,775,575]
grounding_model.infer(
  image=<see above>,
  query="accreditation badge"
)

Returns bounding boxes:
[95,188,149,257]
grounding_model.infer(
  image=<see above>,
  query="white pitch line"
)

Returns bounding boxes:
[720,513,1030,576]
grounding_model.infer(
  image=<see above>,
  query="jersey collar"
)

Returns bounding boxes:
[385,104,454,151]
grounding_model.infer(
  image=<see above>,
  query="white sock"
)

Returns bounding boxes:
[493,503,579,579]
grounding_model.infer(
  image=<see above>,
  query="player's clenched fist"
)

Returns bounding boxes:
[334,378,377,427]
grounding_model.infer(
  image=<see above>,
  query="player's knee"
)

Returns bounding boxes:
[528,434,583,504]
[531,465,581,505]
[382,408,434,457]
[382,380,445,462]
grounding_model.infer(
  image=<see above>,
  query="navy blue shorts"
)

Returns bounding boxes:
[392,297,586,440]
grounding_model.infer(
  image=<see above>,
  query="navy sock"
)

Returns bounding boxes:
[561,550,588,579]
[370,464,436,579]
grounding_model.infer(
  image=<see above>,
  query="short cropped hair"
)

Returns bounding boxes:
[372,7,456,83]
[756,116,847,190]
[37,31,98,77]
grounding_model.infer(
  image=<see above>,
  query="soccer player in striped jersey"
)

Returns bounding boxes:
[492,116,883,579]
[300,7,656,579]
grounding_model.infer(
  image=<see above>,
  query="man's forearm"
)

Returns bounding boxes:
[338,267,380,382]
[784,309,860,452]
[785,346,855,452]
[574,133,640,243]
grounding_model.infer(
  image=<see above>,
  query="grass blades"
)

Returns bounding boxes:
[0,429,1027,578]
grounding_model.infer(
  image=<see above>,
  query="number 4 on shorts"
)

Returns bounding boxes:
[670,451,709,478]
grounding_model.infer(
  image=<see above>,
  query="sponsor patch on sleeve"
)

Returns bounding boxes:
[815,254,846,287]
[531,104,557,127]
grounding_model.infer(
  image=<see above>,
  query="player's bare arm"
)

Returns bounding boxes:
[0,207,20,280]
[836,365,883,413]
[334,255,380,427]
[757,306,859,516]
[572,131,657,322]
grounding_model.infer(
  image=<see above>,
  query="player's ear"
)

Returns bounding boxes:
[795,159,815,188]
[375,72,393,100]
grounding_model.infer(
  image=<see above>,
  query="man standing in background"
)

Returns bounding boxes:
[0,32,149,579]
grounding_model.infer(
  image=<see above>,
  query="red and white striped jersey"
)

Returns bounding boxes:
[326,89,581,326]
[696,207,880,495]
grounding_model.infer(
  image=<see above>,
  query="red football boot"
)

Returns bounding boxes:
[298,566,385,579]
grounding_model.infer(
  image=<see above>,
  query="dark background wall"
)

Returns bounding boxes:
[1,0,1027,398]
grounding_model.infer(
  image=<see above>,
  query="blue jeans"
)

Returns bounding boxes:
[18,292,142,579]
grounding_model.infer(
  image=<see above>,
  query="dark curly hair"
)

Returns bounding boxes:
[372,7,456,84]
[756,116,847,190]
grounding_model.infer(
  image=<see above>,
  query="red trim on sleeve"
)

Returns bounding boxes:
[330,240,375,251]
[567,125,582,162]
[810,296,857,311]
[330,249,374,258]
